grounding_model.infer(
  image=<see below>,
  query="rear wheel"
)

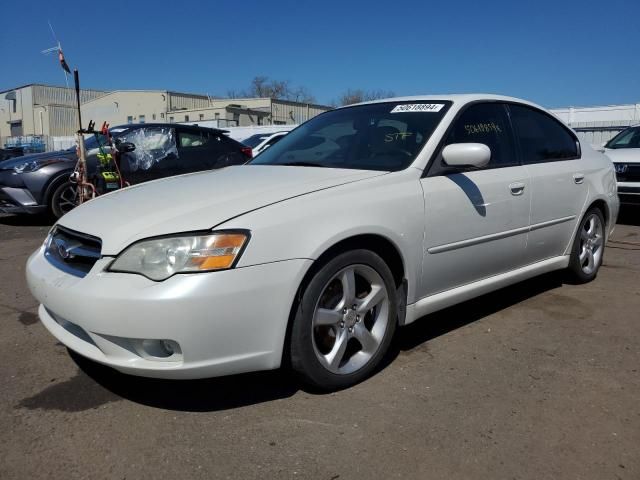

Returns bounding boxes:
[49,181,78,219]
[567,208,605,283]
[290,250,397,390]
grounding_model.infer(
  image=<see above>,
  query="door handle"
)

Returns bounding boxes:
[573,173,585,184]
[509,182,526,196]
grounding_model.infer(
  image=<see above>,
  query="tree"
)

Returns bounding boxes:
[226,76,316,103]
[338,88,396,106]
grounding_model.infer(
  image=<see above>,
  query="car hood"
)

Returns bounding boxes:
[604,148,640,163]
[0,149,76,171]
[58,165,387,255]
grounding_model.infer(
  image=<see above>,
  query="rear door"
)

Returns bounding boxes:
[508,103,587,263]
[419,102,531,297]
[176,129,245,173]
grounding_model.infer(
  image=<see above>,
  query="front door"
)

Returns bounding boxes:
[419,102,531,298]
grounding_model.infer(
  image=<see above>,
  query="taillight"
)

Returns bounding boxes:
[241,147,253,159]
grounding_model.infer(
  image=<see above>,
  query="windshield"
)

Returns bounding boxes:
[249,101,452,171]
[605,126,640,149]
[84,134,109,150]
[242,133,272,148]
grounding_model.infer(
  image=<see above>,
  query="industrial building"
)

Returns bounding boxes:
[1,84,331,152]
[81,91,331,128]
[0,84,107,148]
[4,82,636,152]
[550,102,640,146]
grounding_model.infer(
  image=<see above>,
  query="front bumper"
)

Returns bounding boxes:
[26,246,312,379]
[0,186,46,214]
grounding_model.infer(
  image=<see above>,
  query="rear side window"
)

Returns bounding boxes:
[444,103,517,168]
[509,104,579,163]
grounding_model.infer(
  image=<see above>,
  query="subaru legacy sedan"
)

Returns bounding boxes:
[26,95,619,390]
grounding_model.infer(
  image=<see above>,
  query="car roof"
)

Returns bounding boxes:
[110,123,228,134]
[340,94,546,111]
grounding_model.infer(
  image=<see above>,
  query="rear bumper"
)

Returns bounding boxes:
[0,186,46,214]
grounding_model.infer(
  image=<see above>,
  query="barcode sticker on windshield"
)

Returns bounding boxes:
[390,103,444,113]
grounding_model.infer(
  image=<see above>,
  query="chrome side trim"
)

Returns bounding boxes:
[427,225,530,254]
[427,215,576,254]
[528,215,576,232]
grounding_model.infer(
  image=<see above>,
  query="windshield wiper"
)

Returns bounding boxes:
[281,161,325,167]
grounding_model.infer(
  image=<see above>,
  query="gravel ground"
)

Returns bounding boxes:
[0,209,638,480]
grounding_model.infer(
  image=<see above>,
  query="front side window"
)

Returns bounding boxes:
[250,101,452,171]
[509,104,579,163]
[443,103,516,168]
[605,126,640,149]
[119,127,178,171]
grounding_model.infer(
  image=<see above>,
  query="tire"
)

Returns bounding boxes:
[567,207,606,283]
[49,181,79,219]
[290,249,398,390]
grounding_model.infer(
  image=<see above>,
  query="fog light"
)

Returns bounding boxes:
[140,339,180,359]
[161,340,175,355]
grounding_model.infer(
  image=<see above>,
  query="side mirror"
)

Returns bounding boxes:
[117,141,136,153]
[442,143,491,168]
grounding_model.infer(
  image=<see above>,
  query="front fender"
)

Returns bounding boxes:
[218,170,426,303]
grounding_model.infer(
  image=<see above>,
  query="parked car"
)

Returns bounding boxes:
[603,124,640,205]
[0,147,25,161]
[26,94,618,390]
[0,123,251,218]
[241,131,289,156]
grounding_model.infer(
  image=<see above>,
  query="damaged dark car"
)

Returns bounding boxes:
[0,123,251,218]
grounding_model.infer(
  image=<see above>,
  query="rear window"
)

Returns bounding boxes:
[249,101,452,171]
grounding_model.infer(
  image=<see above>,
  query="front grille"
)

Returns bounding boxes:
[614,163,640,182]
[44,225,102,278]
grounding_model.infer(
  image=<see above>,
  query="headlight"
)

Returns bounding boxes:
[13,159,64,173]
[108,231,250,281]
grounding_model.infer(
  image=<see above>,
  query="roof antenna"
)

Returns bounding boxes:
[41,20,70,87]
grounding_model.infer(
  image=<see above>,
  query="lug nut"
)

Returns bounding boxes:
[348,327,353,333]
[342,308,347,314]
[356,315,360,322]
[352,304,357,310]
[340,321,345,328]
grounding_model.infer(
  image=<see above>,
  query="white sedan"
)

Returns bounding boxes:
[26,95,619,390]
[241,131,289,156]
[603,124,640,205]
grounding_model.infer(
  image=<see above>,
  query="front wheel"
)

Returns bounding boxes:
[289,250,397,390]
[567,208,606,283]
[49,181,79,219]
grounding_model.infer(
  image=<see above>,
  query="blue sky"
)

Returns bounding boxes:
[0,0,638,108]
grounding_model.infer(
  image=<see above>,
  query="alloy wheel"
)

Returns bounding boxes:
[578,213,604,275]
[57,184,79,215]
[311,264,390,375]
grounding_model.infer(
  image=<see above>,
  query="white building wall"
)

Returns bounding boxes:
[551,103,640,125]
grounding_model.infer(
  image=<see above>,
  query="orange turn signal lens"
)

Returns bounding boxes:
[188,233,249,271]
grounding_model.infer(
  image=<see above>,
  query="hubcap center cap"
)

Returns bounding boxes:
[344,309,357,327]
